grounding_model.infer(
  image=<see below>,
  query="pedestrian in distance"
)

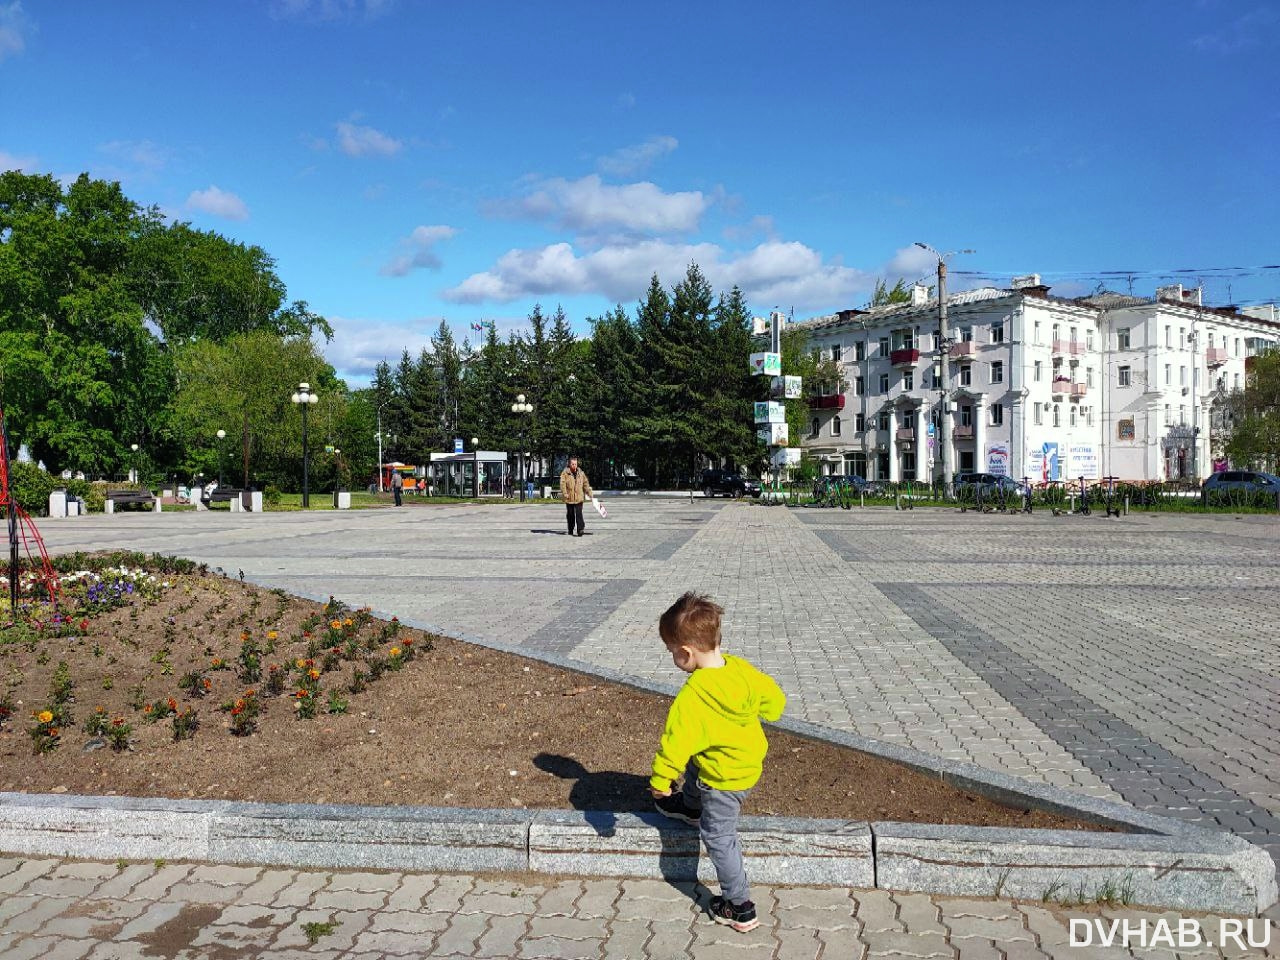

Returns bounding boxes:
[391,470,403,507]
[649,592,786,933]
[559,457,593,536]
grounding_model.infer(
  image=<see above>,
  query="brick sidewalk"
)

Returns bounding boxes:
[0,857,1274,959]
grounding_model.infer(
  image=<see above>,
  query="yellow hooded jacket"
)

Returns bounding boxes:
[650,654,786,793]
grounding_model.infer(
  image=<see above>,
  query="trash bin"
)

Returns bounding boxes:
[49,489,68,518]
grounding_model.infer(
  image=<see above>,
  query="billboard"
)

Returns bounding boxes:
[757,422,789,446]
[770,447,802,467]
[986,443,1010,476]
[770,375,803,399]
[753,401,786,424]
[1067,444,1099,479]
[750,352,782,376]
[1027,442,1061,482]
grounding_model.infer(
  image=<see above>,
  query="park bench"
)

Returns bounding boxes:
[104,488,157,514]
[200,486,247,507]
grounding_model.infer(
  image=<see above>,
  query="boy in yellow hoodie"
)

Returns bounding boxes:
[649,591,786,933]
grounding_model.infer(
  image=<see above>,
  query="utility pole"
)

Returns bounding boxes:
[937,257,952,490]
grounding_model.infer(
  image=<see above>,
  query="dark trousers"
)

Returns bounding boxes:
[566,502,585,535]
[393,486,402,506]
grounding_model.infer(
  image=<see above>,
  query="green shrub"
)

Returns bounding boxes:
[7,462,57,514]
[262,484,282,507]
[64,478,106,513]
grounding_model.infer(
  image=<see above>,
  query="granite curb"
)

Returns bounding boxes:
[0,791,1274,915]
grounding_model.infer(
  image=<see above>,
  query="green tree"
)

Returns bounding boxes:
[871,278,914,307]
[431,320,463,450]
[1225,351,1280,471]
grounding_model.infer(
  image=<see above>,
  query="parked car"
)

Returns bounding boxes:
[1203,470,1280,492]
[701,469,761,498]
[955,473,1027,499]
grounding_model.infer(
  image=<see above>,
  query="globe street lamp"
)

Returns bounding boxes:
[215,429,226,487]
[291,382,319,507]
[510,394,533,502]
[130,443,139,485]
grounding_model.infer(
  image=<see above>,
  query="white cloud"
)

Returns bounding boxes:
[495,174,710,236]
[99,139,168,172]
[0,2,30,63]
[321,312,523,384]
[597,135,678,176]
[335,120,402,158]
[185,185,249,221]
[380,224,457,277]
[881,244,938,282]
[443,237,874,312]
[0,148,37,172]
[722,214,777,243]
[1191,6,1278,52]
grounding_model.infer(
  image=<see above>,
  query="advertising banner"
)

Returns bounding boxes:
[1027,442,1061,482]
[1067,444,1099,479]
[753,401,786,424]
[750,352,782,376]
[770,447,802,467]
[770,375,803,399]
[986,443,1010,476]
[757,422,788,446]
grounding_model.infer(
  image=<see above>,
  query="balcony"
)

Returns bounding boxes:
[895,428,915,443]
[949,341,975,358]
[953,424,974,440]
[808,394,845,410]
[1071,383,1087,398]
[1206,347,1227,367]
[1052,339,1086,356]
[1051,377,1073,396]
[890,348,920,367]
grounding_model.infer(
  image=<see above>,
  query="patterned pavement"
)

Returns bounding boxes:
[33,501,1280,862]
[1,856,1275,959]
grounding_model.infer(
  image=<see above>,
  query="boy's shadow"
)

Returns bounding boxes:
[533,753,710,908]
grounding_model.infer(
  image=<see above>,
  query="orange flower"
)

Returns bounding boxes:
[243,690,255,698]
[95,705,107,715]
[329,620,342,630]
[343,618,353,628]
[295,690,307,698]
[144,704,153,714]
[402,638,412,648]
[47,727,59,737]
[112,717,124,726]
[267,631,278,640]
[36,710,53,724]
[231,706,243,716]
[240,631,250,642]
[202,679,211,691]
[167,698,178,712]
[389,647,401,658]
[295,659,306,670]
[233,699,245,710]
[307,669,320,680]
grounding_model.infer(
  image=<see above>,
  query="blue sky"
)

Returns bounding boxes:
[2,0,1277,384]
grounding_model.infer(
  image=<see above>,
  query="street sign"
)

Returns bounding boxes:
[453,438,463,453]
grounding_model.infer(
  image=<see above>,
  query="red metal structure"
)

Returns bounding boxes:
[1,409,59,612]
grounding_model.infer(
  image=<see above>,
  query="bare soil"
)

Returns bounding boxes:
[0,571,1107,831]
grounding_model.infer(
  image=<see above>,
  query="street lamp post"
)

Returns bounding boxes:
[291,382,319,508]
[215,430,226,486]
[510,394,533,502]
[130,443,139,485]
[915,242,975,494]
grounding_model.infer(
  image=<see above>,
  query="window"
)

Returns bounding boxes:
[878,373,890,393]
[831,344,842,362]
[1179,327,1185,348]
[1179,404,1186,426]
[878,411,890,430]
[1086,367,1094,388]
[960,405,972,427]
[1034,404,1043,425]
[1086,329,1094,350]
[1208,331,1215,348]
[991,322,1005,344]
[1070,326,1078,345]
[1087,407,1094,427]
[1118,328,1131,349]
[1052,323,1060,343]
[1164,363,1171,386]
[1053,405,1061,427]
[1234,373,1241,390]
[960,365,972,386]
[878,337,889,356]
[855,341,865,361]
[991,361,1004,384]
[1180,365,1187,387]
[831,415,841,436]
[821,380,834,396]
[854,376,864,396]
[855,413,865,431]
[1119,366,1131,387]
[1235,337,1241,357]
[810,417,820,438]
[1165,325,1171,348]
[1034,320,1041,344]
[1034,360,1043,382]
[960,326,973,343]
[1070,407,1076,427]
[1164,404,1171,425]
[903,371,914,391]
[990,404,1004,426]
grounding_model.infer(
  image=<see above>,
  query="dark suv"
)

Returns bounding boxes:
[1203,470,1280,492]
[701,469,761,498]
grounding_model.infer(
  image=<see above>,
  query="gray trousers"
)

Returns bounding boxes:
[680,759,752,904]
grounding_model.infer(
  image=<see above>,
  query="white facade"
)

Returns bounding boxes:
[796,284,1280,483]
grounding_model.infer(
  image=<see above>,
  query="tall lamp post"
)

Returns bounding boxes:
[130,444,139,485]
[215,430,226,486]
[510,394,533,502]
[291,382,319,508]
[914,242,975,494]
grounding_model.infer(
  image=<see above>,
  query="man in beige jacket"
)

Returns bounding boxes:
[560,457,594,537]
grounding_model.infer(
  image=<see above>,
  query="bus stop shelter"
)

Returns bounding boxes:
[428,451,509,497]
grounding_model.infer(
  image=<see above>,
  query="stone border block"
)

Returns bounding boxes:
[529,811,873,888]
[208,801,531,873]
[873,821,1279,916]
[0,792,211,861]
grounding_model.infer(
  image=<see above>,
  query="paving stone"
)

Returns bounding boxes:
[366,909,452,934]
[2,894,77,934]
[211,903,296,927]
[775,885,856,911]
[272,908,371,952]
[539,880,585,917]
[114,900,187,940]
[326,869,404,892]
[310,887,389,911]
[192,920,279,952]
[645,919,694,957]
[954,937,1004,960]
[862,930,955,957]
[422,873,475,913]
[620,878,690,901]
[518,935,604,959]
[774,925,823,960]
[852,889,903,932]
[386,873,440,911]
[946,914,1036,941]
[602,919,651,959]
[0,858,60,895]
[271,869,329,907]
[121,864,195,901]
[4,938,92,960]
[776,903,860,930]
[481,913,532,957]
[34,897,148,938]
[349,927,436,954]
[575,880,620,918]
[816,926,867,960]
[161,879,247,904]
[461,887,543,915]
[85,865,154,901]
[530,915,616,940]
[186,864,263,886]
[937,897,1023,921]
[893,892,945,934]
[433,911,490,956]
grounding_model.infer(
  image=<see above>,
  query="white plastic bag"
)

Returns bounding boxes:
[592,496,608,518]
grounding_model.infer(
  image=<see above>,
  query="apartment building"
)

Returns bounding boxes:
[795,279,1280,483]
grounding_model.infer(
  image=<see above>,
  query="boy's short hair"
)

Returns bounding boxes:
[659,592,723,651]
